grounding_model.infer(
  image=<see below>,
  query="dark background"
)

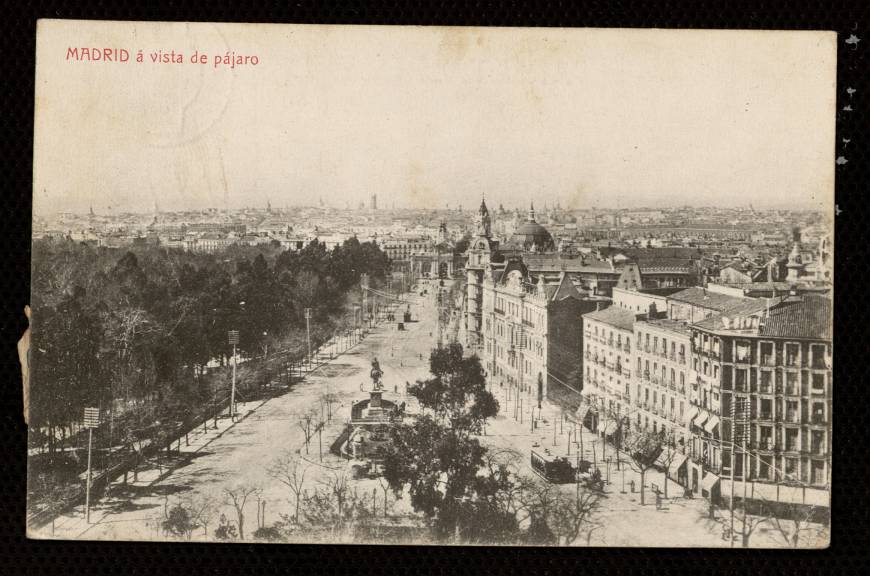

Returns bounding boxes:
[1,1,866,574]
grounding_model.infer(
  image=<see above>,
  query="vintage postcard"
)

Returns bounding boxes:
[28,20,834,547]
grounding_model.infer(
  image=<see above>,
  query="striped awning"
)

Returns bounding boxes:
[704,415,720,434]
[702,471,720,492]
[692,410,709,428]
[668,453,689,477]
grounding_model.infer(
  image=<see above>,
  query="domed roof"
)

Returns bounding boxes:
[506,203,555,252]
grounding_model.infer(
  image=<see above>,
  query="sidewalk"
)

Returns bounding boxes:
[35,332,370,540]
[479,385,739,546]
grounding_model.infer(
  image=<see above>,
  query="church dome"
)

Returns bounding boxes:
[506,203,555,252]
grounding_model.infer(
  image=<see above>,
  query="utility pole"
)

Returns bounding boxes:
[304,308,312,372]
[83,407,100,523]
[361,274,369,331]
[741,397,749,547]
[228,330,239,421]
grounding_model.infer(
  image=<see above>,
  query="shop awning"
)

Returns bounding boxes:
[692,410,708,428]
[702,471,720,492]
[654,449,671,469]
[575,405,592,422]
[685,405,699,424]
[668,453,689,477]
[704,415,720,434]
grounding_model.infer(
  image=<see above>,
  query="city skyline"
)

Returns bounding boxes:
[34,23,836,217]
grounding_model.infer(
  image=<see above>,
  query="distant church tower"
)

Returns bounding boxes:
[437,220,448,244]
[370,193,378,210]
[465,197,495,351]
[786,242,803,283]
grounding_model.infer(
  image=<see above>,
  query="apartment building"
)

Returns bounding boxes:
[691,293,832,510]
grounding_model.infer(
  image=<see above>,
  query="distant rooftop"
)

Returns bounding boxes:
[694,294,831,340]
[636,317,692,336]
[667,286,750,312]
[583,306,637,331]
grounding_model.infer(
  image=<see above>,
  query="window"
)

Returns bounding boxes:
[759,455,772,479]
[759,426,773,450]
[785,343,800,367]
[812,402,825,424]
[760,398,772,420]
[812,373,826,395]
[811,460,826,485]
[811,430,825,455]
[735,368,747,391]
[785,428,799,451]
[786,371,799,396]
[786,400,799,423]
[760,342,774,366]
[811,344,828,369]
[785,457,799,479]
[760,370,772,394]
[735,340,750,362]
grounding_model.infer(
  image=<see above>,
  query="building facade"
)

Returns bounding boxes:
[691,294,832,511]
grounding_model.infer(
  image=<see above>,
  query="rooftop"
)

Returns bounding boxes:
[667,286,750,312]
[583,306,638,331]
[636,317,693,336]
[694,294,831,340]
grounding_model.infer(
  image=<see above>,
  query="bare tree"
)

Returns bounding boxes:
[267,450,307,523]
[297,410,317,454]
[321,392,340,421]
[377,477,391,518]
[517,475,601,546]
[623,428,663,506]
[549,488,602,546]
[222,485,260,540]
[318,469,351,527]
[765,500,829,548]
[185,493,219,538]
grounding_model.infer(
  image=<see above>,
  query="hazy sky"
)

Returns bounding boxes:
[34,21,837,216]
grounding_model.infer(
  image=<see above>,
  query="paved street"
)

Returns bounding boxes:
[33,279,811,547]
[36,284,442,542]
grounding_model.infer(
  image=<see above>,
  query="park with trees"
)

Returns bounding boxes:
[27,235,390,519]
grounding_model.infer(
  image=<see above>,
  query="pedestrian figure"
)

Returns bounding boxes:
[629,479,635,493]
[655,491,662,510]
[394,383,398,393]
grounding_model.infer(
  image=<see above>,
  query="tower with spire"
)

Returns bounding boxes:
[464,195,499,351]
[474,195,492,238]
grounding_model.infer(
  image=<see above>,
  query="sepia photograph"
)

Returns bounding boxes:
[27,20,834,547]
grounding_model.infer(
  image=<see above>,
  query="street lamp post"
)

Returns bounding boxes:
[82,407,100,523]
[228,330,240,421]
[304,308,312,372]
